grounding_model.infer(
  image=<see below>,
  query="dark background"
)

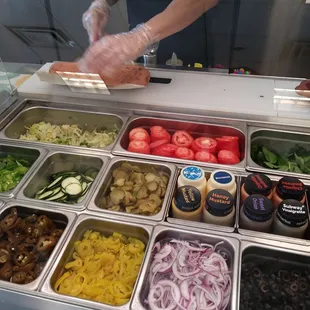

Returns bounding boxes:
[0,0,310,78]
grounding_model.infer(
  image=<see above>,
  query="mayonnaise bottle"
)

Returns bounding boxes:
[178,166,207,209]
[207,170,237,197]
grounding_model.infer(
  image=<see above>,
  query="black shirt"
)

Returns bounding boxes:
[126,0,208,66]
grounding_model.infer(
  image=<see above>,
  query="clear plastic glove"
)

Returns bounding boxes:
[83,0,110,44]
[79,24,155,77]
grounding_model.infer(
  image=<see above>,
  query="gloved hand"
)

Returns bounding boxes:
[79,24,155,77]
[82,0,111,44]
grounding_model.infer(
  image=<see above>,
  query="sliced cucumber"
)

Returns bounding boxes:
[77,194,86,203]
[85,176,94,183]
[61,177,80,189]
[36,186,47,196]
[75,175,82,181]
[65,183,83,196]
[57,194,68,201]
[37,190,54,200]
[81,182,88,192]
[46,191,66,201]
[46,176,63,189]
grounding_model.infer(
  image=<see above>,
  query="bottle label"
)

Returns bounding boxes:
[277,202,308,227]
[182,166,203,181]
[214,171,232,184]
[175,186,201,212]
[243,195,273,222]
[206,189,233,216]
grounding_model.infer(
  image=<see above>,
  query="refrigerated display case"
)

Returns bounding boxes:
[0,58,309,310]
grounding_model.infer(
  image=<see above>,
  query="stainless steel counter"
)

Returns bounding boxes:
[0,95,309,310]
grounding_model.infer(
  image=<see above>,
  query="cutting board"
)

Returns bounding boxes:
[36,63,145,90]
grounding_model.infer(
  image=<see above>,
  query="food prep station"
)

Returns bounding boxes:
[0,86,309,310]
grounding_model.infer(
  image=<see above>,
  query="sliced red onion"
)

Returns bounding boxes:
[147,239,232,310]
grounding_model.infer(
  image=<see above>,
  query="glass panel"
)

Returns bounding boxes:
[0,56,13,104]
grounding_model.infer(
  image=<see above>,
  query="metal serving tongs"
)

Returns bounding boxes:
[55,70,111,95]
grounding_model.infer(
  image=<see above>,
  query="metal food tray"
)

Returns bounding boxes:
[0,103,128,154]
[166,167,241,233]
[87,157,177,222]
[0,140,46,199]
[247,126,310,180]
[132,225,240,310]
[0,201,76,291]
[17,150,110,211]
[237,241,310,310]
[41,214,153,310]
[237,172,310,246]
[113,115,246,170]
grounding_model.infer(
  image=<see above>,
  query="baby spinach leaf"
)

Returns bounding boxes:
[262,147,277,164]
[295,153,305,170]
[264,162,278,169]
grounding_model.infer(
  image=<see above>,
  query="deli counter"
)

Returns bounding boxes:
[0,61,310,310]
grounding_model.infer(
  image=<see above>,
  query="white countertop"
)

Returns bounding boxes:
[17,62,308,119]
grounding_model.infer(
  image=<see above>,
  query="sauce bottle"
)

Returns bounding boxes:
[272,199,308,239]
[207,170,236,197]
[272,177,306,209]
[178,166,207,208]
[203,189,235,227]
[172,186,202,222]
[240,173,272,204]
[240,194,274,232]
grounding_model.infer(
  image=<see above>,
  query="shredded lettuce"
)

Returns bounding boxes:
[20,122,119,148]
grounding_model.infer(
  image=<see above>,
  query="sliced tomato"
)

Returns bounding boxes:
[175,147,195,160]
[195,151,218,163]
[216,136,240,157]
[129,127,149,139]
[191,137,217,153]
[150,126,171,142]
[129,128,150,143]
[221,136,239,141]
[128,140,150,154]
[218,150,240,165]
[172,131,194,148]
[152,144,177,157]
[150,139,170,149]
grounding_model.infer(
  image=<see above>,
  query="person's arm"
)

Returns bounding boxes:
[147,0,218,41]
[79,0,218,76]
[83,0,121,43]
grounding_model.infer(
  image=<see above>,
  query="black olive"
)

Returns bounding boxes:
[278,270,290,282]
[11,271,27,284]
[290,282,298,293]
[259,282,269,293]
[0,208,18,230]
[291,270,301,278]
[253,268,262,278]
[284,306,293,310]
